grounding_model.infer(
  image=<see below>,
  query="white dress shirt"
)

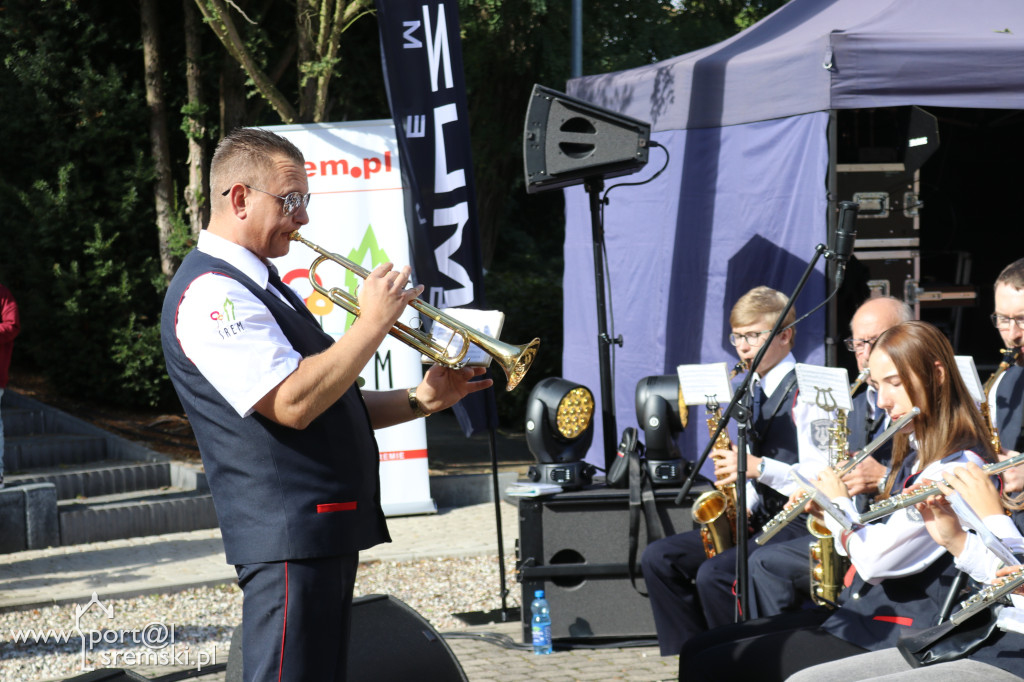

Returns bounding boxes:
[173,231,303,418]
[746,353,832,509]
[826,448,987,584]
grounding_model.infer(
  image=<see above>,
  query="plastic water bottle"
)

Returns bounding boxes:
[531,589,553,655]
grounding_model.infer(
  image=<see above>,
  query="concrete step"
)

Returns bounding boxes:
[5,460,173,500]
[1,405,45,437]
[58,488,219,545]
[4,433,108,471]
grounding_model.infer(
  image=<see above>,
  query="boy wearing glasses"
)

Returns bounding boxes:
[161,128,489,681]
[641,286,831,656]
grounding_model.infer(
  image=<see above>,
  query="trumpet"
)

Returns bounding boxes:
[859,450,1024,523]
[290,232,540,391]
[755,407,920,544]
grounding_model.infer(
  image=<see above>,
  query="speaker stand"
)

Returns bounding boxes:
[585,176,622,473]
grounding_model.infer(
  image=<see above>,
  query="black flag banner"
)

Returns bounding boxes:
[375,0,495,434]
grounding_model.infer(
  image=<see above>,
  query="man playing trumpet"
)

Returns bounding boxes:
[161,128,490,682]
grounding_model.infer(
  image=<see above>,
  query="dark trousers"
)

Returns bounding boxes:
[640,515,807,656]
[677,608,866,682]
[236,554,360,682]
[748,532,815,619]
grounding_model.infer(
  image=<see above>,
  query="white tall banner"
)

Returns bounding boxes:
[269,121,435,516]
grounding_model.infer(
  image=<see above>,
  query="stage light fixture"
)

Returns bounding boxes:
[635,375,688,485]
[525,377,596,489]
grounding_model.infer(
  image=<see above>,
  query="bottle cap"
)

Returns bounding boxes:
[534,589,544,598]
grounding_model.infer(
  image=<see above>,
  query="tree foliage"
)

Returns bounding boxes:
[0,0,786,419]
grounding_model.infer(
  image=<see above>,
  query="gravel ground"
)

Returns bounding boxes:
[0,554,520,682]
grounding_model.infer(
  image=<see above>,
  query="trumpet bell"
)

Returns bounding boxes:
[494,337,540,391]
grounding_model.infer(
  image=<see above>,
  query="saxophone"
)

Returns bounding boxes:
[807,515,849,607]
[849,366,870,396]
[691,361,747,558]
[980,347,1021,453]
[807,407,851,608]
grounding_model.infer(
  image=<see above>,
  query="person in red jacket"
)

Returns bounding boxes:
[0,282,20,489]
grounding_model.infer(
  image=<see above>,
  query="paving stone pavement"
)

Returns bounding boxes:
[0,500,680,681]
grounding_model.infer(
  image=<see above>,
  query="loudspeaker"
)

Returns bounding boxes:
[517,485,698,641]
[523,84,651,194]
[225,594,467,682]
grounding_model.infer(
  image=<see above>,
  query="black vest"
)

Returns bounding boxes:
[995,365,1024,450]
[161,249,389,565]
[751,369,800,519]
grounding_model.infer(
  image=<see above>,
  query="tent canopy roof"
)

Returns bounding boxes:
[569,0,1024,132]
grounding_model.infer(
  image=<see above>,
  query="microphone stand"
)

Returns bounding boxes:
[675,242,833,620]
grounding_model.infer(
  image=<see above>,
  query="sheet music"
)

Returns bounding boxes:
[789,469,856,531]
[677,362,733,407]
[954,355,985,404]
[948,492,1020,567]
[795,363,853,412]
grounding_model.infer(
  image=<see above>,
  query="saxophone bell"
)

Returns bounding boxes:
[807,515,850,608]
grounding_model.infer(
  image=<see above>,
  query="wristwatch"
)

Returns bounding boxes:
[757,458,766,477]
[407,387,431,419]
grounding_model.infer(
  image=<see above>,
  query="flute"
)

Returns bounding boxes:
[755,407,920,544]
[951,566,1024,625]
[859,450,1024,524]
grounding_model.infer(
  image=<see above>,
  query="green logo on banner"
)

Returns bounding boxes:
[343,225,391,331]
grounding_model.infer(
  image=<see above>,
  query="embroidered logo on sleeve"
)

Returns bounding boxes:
[210,296,245,339]
[810,419,832,452]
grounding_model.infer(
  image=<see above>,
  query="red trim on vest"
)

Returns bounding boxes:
[279,561,289,682]
[842,564,857,589]
[873,615,913,626]
[317,502,358,513]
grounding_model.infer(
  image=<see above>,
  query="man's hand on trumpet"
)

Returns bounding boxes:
[357,262,424,332]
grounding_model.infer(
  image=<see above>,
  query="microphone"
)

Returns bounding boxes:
[833,201,859,287]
